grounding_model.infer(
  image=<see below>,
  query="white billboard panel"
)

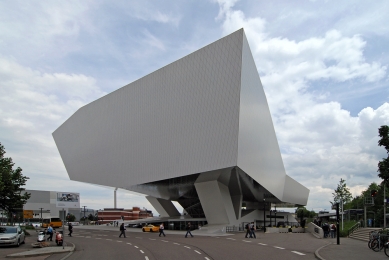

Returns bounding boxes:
[56,192,80,208]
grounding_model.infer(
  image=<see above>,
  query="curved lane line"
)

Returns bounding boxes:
[194,250,201,254]
[291,251,305,255]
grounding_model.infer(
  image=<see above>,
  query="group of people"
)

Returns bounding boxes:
[244,222,257,239]
[322,222,337,238]
[117,222,194,238]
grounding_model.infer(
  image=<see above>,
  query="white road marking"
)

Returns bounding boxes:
[145,257,149,260]
[242,240,252,243]
[140,250,144,254]
[95,238,102,239]
[274,246,285,249]
[205,258,210,260]
[173,243,180,245]
[292,251,305,255]
[226,238,236,240]
[194,250,201,254]
[161,240,168,242]
[127,243,132,245]
[184,246,191,249]
[258,243,267,246]
[134,246,139,248]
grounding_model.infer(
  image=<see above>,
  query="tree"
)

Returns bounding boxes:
[66,214,76,222]
[88,213,94,221]
[378,125,389,184]
[331,178,353,206]
[0,142,30,222]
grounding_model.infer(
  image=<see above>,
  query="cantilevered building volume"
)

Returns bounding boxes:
[53,29,309,227]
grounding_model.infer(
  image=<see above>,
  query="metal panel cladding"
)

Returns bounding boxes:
[53,30,244,188]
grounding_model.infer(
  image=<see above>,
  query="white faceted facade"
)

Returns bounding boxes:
[53,29,309,226]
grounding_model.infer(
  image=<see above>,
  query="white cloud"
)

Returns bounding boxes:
[215,1,388,211]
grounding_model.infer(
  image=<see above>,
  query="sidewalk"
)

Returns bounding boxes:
[6,241,75,259]
[315,237,387,260]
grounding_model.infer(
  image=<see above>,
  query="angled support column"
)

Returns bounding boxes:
[194,169,242,225]
[146,196,180,217]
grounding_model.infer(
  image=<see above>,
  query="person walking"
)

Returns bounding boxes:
[68,222,73,237]
[249,222,256,239]
[244,223,250,238]
[47,226,54,241]
[159,223,166,237]
[119,223,126,238]
[185,222,194,238]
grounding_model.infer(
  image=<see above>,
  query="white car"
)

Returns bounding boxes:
[0,226,26,247]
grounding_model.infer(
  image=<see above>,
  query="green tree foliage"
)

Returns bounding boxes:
[66,214,76,222]
[0,142,30,216]
[330,178,353,206]
[88,213,94,221]
[378,125,389,184]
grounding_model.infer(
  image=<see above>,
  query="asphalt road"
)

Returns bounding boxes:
[58,228,323,260]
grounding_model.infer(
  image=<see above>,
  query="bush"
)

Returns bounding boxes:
[25,225,36,230]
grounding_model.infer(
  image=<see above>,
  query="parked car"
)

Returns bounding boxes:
[142,224,159,232]
[0,226,26,247]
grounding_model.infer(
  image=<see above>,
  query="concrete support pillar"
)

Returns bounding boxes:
[194,179,240,225]
[146,196,180,217]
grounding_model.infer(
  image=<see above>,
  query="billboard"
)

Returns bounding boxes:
[56,192,80,208]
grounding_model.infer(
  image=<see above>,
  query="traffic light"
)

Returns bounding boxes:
[371,190,378,197]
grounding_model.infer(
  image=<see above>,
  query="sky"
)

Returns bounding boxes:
[1,0,388,215]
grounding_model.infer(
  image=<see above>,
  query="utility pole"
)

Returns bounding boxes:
[82,206,87,225]
[263,199,266,232]
[383,182,386,228]
[39,208,44,226]
[336,203,340,245]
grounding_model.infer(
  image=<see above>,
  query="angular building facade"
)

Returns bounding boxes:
[53,29,309,227]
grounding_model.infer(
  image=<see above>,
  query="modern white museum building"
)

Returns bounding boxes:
[53,29,309,230]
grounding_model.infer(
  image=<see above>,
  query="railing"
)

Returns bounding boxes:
[347,222,361,237]
[225,225,243,232]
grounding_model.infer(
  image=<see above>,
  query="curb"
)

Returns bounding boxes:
[6,241,75,258]
[314,242,332,260]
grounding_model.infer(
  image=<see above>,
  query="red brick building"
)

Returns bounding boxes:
[97,207,153,224]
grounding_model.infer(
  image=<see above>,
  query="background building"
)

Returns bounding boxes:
[23,190,80,222]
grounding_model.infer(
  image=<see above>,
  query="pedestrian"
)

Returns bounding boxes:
[47,225,54,241]
[119,223,126,238]
[185,222,194,238]
[159,223,166,237]
[68,222,73,237]
[330,223,335,238]
[244,223,250,238]
[322,223,329,238]
[249,222,256,238]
